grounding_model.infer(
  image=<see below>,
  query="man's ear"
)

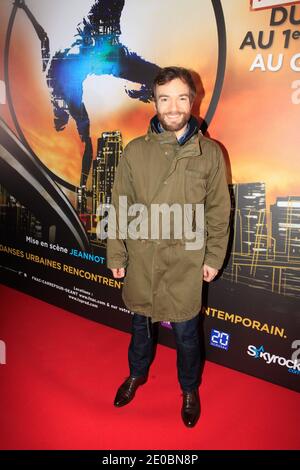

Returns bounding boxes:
[153,97,158,112]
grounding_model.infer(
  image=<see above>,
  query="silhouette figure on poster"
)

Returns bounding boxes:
[16,0,160,189]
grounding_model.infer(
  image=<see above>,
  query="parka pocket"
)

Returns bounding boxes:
[184,170,207,203]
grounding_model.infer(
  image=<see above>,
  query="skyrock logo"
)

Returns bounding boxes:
[247,345,300,375]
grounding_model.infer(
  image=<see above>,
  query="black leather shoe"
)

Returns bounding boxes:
[181,389,200,427]
[114,376,147,407]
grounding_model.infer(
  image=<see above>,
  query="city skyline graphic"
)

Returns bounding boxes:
[1,128,299,299]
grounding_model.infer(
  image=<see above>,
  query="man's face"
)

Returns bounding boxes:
[154,78,193,135]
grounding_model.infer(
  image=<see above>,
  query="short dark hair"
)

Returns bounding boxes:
[152,66,197,101]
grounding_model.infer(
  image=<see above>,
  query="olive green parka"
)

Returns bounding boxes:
[107,120,230,322]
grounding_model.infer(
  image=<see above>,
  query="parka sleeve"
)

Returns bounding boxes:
[106,146,135,270]
[204,144,231,270]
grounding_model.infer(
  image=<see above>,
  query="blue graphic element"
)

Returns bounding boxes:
[254,345,265,358]
[17,0,161,187]
[210,329,230,350]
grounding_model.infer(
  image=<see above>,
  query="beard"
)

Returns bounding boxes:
[157,111,191,133]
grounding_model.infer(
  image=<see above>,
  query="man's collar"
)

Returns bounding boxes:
[150,115,199,146]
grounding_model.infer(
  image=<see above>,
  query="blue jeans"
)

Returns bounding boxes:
[128,313,201,392]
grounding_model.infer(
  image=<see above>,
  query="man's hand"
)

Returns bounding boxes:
[203,264,218,282]
[111,268,125,279]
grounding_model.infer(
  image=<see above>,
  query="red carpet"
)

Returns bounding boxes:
[0,284,299,450]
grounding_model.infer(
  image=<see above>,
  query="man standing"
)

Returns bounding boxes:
[107,67,230,427]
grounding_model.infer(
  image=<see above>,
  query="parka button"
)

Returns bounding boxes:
[165,151,168,155]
